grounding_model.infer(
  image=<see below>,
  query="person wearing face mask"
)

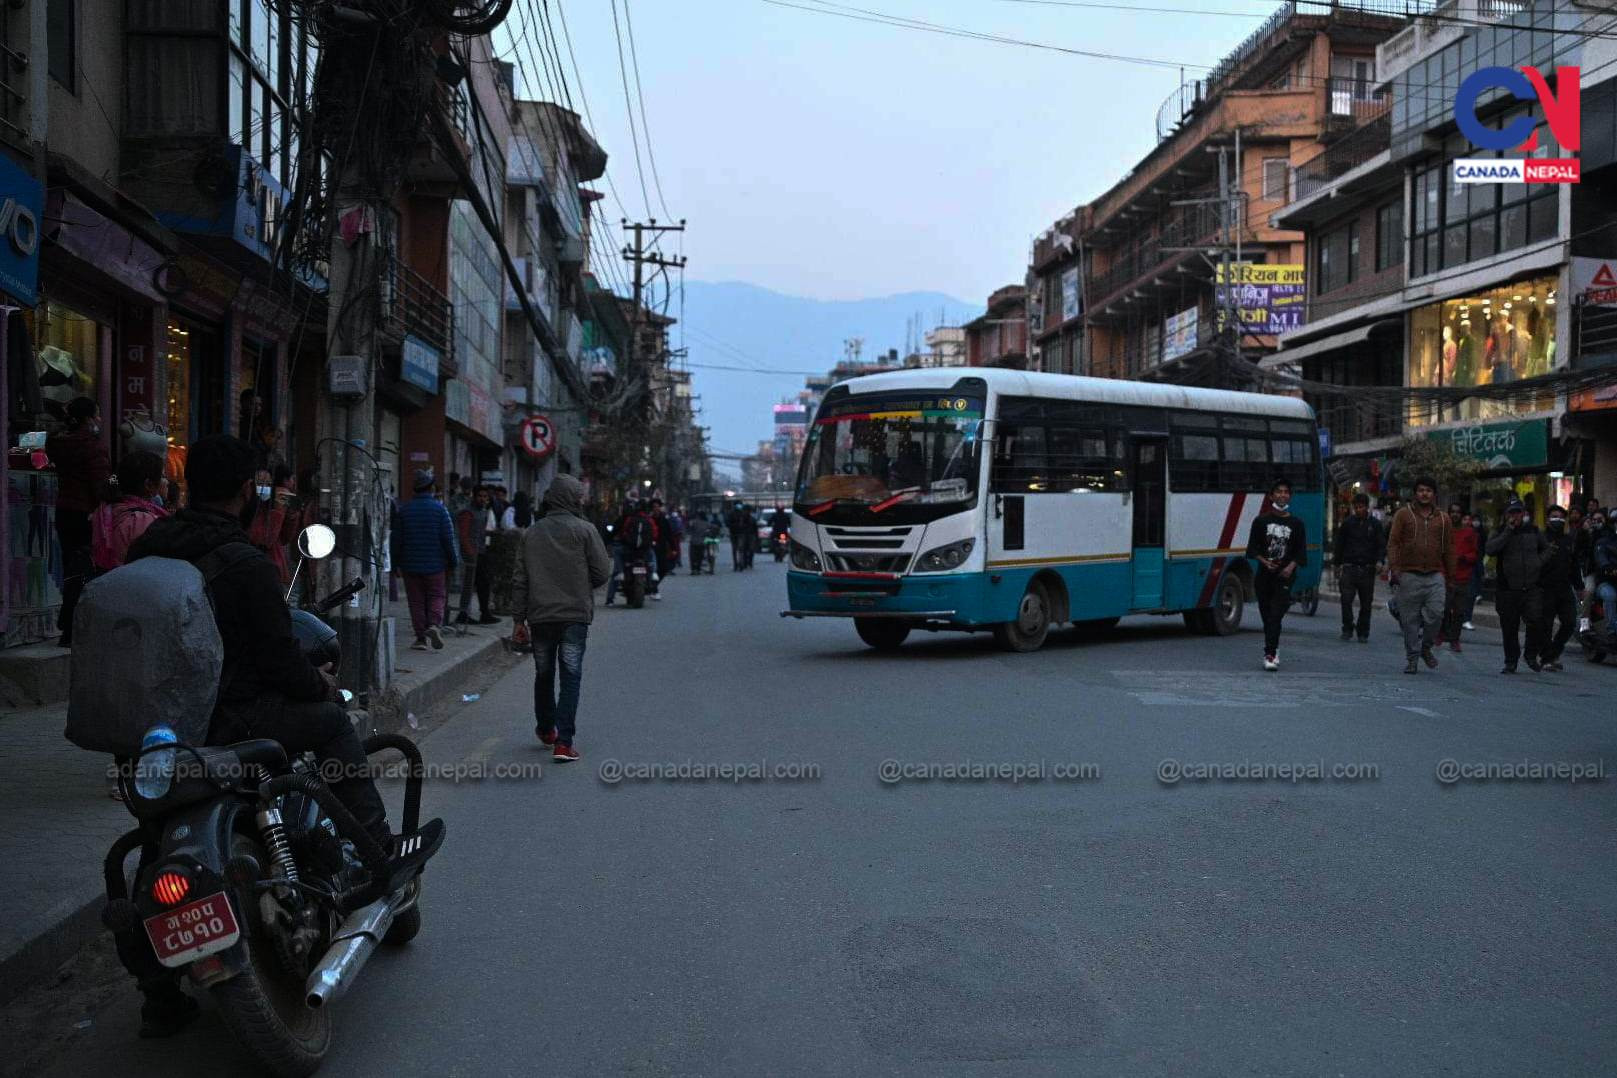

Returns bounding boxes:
[1485,499,1547,674]
[46,396,112,647]
[1536,505,1578,672]
[1244,477,1307,672]
[1588,511,1617,645]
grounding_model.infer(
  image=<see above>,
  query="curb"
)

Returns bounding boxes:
[0,631,520,1006]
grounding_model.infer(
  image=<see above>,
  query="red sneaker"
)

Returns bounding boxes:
[536,726,558,746]
[553,743,580,762]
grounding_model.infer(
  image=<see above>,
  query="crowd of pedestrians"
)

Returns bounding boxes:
[1313,477,1617,676]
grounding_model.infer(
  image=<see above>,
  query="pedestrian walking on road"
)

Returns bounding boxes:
[1486,499,1547,674]
[1245,478,1307,671]
[1333,491,1384,643]
[1387,476,1453,675]
[1538,505,1578,672]
[391,467,459,651]
[1439,503,1479,653]
[511,474,611,762]
[454,486,497,624]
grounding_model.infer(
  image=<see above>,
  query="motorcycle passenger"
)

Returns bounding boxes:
[121,435,442,1035]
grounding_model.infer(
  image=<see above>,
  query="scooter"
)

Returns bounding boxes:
[98,525,440,1076]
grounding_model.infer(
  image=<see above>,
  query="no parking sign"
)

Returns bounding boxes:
[520,414,556,459]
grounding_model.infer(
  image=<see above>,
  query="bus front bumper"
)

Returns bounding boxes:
[782,570,998,626]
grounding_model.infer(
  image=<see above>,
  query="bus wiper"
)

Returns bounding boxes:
[868,488,922,514]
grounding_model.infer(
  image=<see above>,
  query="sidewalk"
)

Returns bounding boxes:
[0,597,520,1003]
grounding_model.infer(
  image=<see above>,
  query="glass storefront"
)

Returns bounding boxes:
[32,302,102,423]
[164,316,225,503]
[1408,275,1557,427]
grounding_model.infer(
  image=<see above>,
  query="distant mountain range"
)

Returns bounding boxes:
[677,281,981,466]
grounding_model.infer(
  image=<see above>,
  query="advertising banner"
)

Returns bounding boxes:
[1163,306,1200,361]
[1215,263,1306,335]
[1061,267,1081,323]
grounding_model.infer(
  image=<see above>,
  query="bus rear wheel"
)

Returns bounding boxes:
[995,582,1051,653]
[855,618,911,651]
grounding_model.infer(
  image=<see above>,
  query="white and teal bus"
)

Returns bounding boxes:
[782,368,1323,651]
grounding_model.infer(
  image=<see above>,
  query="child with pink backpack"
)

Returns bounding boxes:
[91,451,169,571]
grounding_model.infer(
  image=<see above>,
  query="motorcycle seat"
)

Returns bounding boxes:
[121,739,289,818]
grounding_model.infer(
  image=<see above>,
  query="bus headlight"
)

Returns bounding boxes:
[914,538,974,573]
[790,540,822,572]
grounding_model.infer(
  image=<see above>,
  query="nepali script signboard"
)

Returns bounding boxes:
[1214,263,1306,336]
[1425,419,1548,471]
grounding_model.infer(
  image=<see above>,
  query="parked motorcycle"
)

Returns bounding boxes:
[97,525,440,1076]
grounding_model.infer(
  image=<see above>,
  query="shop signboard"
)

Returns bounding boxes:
[1570,383,1617,413]
[1571,257,1617,308]
[1214,263,1306,335]
[401,335,440,393]
[1061,267,1081,323]
[445,380,470,427]
[0,151,42,305]
[1162,306,1200,361]
[1426,418,1547,470]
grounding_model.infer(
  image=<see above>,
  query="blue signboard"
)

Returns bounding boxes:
[401,334,440,394]
[1318,427,1332,459]
[0,152,42,305]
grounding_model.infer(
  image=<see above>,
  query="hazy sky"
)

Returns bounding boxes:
[501,0,1298,305]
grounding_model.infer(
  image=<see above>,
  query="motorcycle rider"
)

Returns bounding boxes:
[121,435,442,1035]
[768,506,790,557]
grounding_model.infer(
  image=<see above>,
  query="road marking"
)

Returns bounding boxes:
[1398,706,1440,717]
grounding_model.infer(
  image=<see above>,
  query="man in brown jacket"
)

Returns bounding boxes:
[1387,476,1455,674]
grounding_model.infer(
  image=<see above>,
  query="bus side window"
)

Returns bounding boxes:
[1047,425,1120,492]
[991,424,1047,493]
[1271,437,1316,489]
[1171,433,1219,492]
[1220,435,1270,491]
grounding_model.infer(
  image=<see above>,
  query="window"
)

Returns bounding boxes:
[48,0,74,91]
[1317,224,1355,294]
[1347,221,1360,284]
[990,423,1048,492]
[1263,158,1290,202]
[230,2,316,189]
[1046,426,1123,492]
[1375,201,1401,272]
[1406,275,1558,426]
[1168,411,1220,492]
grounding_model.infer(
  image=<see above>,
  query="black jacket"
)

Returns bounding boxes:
[1333,514,1385,567]
[1485,522,1547,591]
[128,508,328,708]
[1540,528,1577,590]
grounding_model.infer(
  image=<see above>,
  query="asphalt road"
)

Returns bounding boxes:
[25,561,1617,1076]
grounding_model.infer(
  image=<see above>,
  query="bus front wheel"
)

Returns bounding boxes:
[1184,575,1245,636]
[995,583,1051,653]
[855,618,911,651]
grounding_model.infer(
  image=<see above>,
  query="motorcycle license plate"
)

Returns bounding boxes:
[632,566,647,575]
[144,891,241,968]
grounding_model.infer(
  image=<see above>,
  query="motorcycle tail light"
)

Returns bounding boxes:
[152,870,191,906]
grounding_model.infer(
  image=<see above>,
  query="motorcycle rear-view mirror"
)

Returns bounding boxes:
[298,524,337,560]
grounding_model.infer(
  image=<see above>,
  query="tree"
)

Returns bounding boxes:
[1395,435,1482,501]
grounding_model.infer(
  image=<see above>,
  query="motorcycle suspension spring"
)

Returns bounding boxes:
[256,807,300,884]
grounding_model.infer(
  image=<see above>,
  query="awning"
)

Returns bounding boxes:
[1262,319,1397,368]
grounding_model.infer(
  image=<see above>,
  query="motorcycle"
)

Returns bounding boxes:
[623,551,650,608]
[98,525,438,1076]
[1582,588,1612,663]
[772,529,789,562]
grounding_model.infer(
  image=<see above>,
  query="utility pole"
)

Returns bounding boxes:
[621,218,686,494]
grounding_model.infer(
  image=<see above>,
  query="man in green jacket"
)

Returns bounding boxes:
[510,474,611,761]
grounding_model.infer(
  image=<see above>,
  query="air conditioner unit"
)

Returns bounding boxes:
[328,355,368,399]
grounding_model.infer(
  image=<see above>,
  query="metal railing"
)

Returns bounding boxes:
[1294,112,1392,200]
[381,255,455,368]
[1326,76,1391,125]
[1089,196,1239,308]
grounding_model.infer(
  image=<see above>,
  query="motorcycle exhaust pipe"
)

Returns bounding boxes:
[304,893,399,1009]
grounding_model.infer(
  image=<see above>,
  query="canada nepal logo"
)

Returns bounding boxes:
[1452,66,1580,185]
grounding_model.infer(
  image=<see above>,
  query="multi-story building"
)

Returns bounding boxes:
[1076,3,1410,382]
[963,285,1028,368]
[1029,211,1086,374]
[1273,0,1617,516]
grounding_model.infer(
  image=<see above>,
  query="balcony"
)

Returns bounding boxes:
[381,255,455,374]
[1294,112,1392,202]
[504,256,556,336]
[1088,196,1239,311]
[1325,76,1391,129]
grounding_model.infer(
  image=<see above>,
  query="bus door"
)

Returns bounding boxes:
[1129,437,1167,609]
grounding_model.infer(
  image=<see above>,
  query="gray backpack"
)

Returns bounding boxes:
[65,545,257,755]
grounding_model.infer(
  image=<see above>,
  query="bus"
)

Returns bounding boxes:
[781,368,1323,652]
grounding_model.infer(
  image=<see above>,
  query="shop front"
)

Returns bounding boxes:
[1425,417,1567,527]
[1407,275,1559,427]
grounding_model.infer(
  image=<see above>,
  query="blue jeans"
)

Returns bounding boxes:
[531,621,589,745]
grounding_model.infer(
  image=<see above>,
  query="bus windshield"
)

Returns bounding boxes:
[796,393,983,514]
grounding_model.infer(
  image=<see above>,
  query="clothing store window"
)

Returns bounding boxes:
[32,302,101,425]
[1406,275,1557,427]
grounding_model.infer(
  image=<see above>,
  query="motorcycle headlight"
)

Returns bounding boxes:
[914,538,975,573]
[790,540,822,572]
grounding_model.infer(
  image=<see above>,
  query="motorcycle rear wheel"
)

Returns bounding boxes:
[211,832,330,1077]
